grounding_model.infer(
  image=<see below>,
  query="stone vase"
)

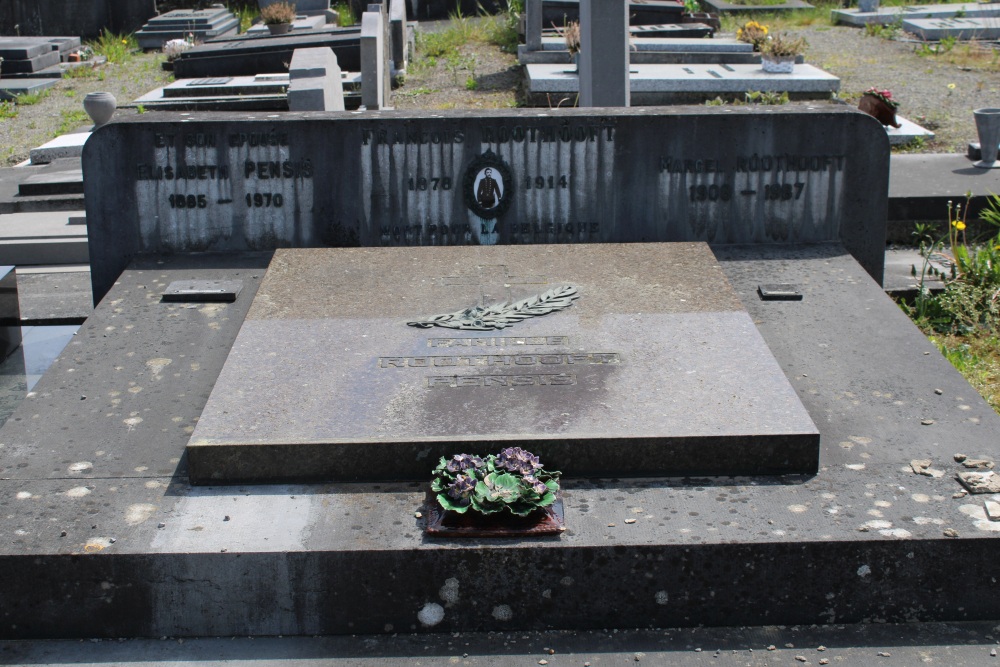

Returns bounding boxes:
[82,92,117,128]
[267,22,293,35]
[973,108,1000,168]
[858,0,879,12]
[761,54,795,73]
[858,93,900,128]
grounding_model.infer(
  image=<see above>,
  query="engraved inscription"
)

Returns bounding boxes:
[426,373,576,388]
[428,335,570,348]
[378,352,621,368]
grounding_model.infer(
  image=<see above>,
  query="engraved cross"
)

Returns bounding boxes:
[443,265,547,306]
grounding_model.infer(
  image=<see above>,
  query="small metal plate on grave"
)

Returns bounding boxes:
[757,284,803,301]
[162,280,243,303]
[187,244,819,483]
[188,78,233,86]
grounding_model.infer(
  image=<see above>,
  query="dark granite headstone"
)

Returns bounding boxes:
[0,50,60,75]
[135,8,241,50]
[542,0,685,26]
[186,243,819,483]
[172,28,362,78]
[83,107,889,304]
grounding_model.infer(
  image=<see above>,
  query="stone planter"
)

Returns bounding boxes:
[973,108,1000,168]
[82,92,117,128]
[858,93,900,128]
[267,22,293,35]
[858,0,879,12]
[761,54,795,73]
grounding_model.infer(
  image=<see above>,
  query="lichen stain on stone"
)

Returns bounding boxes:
[958,503,1000,532]
[439,578,460,606]
[125,503,157,525]
[417,602,444,627]
[146,358,172,378]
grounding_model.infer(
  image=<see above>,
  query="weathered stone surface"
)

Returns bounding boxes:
[187,243,819,482]
[83,107,889,304]
[288,48,345,111]
[361,9,387,109]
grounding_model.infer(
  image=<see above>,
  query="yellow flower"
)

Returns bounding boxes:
[951,220,958,227]
[956,221,967,230]
[948,83,956,90]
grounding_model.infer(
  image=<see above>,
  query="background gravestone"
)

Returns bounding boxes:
[579,0,630,107]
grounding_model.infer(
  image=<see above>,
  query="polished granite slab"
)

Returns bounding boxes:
[187,243,819,482]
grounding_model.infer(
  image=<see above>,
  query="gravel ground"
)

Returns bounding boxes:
[0,18,996,166]
[785,24,999,151]
[0,56,172,167]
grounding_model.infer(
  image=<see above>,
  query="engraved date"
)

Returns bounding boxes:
[245,192,284,208]
[408,176,453,191]
[167,194,208,209]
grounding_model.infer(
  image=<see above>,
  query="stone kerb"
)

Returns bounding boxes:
[288,47,345,111]
[82,107,889,304]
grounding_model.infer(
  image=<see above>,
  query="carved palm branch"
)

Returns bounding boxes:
[407,286,579,331]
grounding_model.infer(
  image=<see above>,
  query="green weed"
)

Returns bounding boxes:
[0,100,17,119]
[745,89,789,104]
[56,109,89,136]
[64,65,99,79]
[333,2,356,26]
[232,4,260,32]
[14,90,49,105]
[90,30,138,64]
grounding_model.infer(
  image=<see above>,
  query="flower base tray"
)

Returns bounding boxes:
[423,496,565,538]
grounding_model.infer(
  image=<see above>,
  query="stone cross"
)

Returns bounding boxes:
[579,0,630,107]
[443,265,548,305]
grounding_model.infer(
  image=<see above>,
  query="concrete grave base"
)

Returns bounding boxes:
[902,16,1000,40]
[832,1,1000,26]
[1,246,999,639]
[525,62,840,104]
[702,0,813,11]
[885,114,936,145]
[29,131,90,165]
[0,78,58,101]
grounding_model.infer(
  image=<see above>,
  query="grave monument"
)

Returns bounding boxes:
[1,102,998,654]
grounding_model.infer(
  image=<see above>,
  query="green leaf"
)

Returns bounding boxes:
[506,502,536,517]
[536,491,556,508]
[437,492,470,513]
[470,494,503,514]
[544,479,560,493]
[431,478,446,493]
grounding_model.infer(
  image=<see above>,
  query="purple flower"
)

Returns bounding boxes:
[446,453,484,474]
[496,447,543,475]
[447,474,476,500]
[524,475,548,495]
